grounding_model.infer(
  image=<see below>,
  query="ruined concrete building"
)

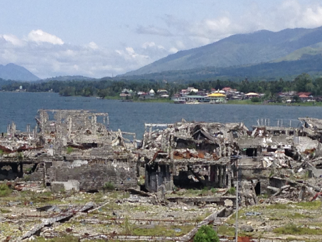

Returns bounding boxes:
[0,110,138,192]
[137,121,248,192]
[1,110,322,204]
[137,118,322,205]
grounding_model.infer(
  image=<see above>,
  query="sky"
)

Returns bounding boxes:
[1,0,322,79]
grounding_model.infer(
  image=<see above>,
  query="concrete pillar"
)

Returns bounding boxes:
[169,173,174,191]
[68,117,72,139]
[149,126,152,140]
[156,173,159,192]
[145,165,149,188]
[218,166,222,187]
[43,162,46,187]
[227,163,232,189]
[7,124,10,136]
[93,115,97,136]
[19,163,23,177]
[222,166,226,187]
[214,166,218,184]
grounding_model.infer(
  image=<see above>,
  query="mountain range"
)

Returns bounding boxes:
[0,63,39,81]
[124,26,322,78]
[2,26,322,82]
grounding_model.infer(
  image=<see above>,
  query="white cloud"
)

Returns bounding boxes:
[2,34,25,47]
[2,1,322,79]
[137,1,322,50]
[169,47,178,53]
[0,29,174,78]
[142,42,165,50]
[88,41,98,50]
[27,30,64,45]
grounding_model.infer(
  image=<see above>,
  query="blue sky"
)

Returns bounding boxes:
[0,0,322,78]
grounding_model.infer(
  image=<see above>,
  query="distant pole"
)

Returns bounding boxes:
[235,162,239,242]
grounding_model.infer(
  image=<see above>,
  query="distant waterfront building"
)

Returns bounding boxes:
[120,88,133,97]
[207,93,226,103]
[149,89,155,97]
[157,89,168,95]
[245,92,259,99]
[185,95,207,102]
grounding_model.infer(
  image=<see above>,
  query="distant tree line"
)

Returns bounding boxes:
[1,73,322,99]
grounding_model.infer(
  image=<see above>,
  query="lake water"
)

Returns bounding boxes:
[1,92,322,139]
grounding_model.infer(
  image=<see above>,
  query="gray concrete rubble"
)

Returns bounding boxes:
[0,109,137,192]
[136,118,322,204]
[1,110,322,202]
[2,110,322,241]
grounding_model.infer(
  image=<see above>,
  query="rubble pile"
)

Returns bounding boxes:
[0,110,138,191]
[2,110,322,240]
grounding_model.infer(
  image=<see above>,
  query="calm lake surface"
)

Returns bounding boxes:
[1,92,322,139]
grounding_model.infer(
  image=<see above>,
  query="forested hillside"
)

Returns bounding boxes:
[2,73,322,100]
[125,26,322,76]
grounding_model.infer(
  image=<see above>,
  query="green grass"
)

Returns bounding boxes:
[227,100,259,105]
[266,203,290,209]
[34,235,80,242]
[227,99,322,106]
[285,212,313,219]
[274,223,322,235]
[296,200,321,209]
[217,225,236,237]
[131,224,194,237]
[0,208,11,213]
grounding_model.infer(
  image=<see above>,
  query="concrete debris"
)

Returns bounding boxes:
[20,201,96,240]
[2,110,322,240]
[1,111,322,201]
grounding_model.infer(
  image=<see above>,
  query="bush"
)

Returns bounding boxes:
[251,97,260,102]
[66,146,73,154]
[228,187,236,195]
[194,225,219,242]
[0,184,12,197]
[103,181,115,191]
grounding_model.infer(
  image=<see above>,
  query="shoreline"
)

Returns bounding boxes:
[2,90,320,106]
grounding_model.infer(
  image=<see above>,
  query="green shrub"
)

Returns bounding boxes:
[123,216,133,235]
[228,187,236,195]
[0,184,11,197]
[211,188,218,194]
[103,181,115,191]
[66,146,73,154]
[251,97,260,102]
[17,152,23,160]
[194,225,219,242]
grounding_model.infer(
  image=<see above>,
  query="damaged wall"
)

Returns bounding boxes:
[47,160,137,191]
